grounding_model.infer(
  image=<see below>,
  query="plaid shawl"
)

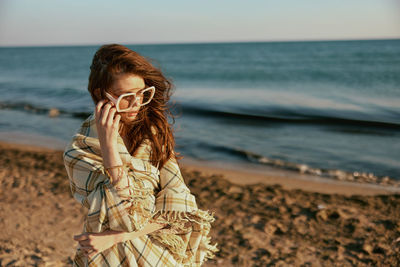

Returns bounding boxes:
[63,112,218,266]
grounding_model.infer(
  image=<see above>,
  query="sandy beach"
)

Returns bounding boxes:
[0,140,399,266]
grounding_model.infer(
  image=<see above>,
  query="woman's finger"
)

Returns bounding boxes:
[100,102,112,125]
[107,106,117,125]
[95,100,105,120]
[74,234,88,241]
[80,245,93,251]
[78,239,91,247]
[113,114,121,128]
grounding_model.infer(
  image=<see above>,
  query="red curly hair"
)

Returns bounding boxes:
[87,44,182,170]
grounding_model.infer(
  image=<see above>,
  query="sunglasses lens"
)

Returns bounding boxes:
[140,90,153,105]
[115,95,133,111]
[112,87,154,112]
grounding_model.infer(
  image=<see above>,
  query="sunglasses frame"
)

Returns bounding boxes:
[105,86,155,112]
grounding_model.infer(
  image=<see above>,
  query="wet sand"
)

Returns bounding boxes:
[0,141,399,266]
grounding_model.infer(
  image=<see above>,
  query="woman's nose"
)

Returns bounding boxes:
[133,97,141,107]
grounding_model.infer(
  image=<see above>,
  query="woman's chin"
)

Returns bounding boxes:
[122,117,135,122]
[121,115,138,124]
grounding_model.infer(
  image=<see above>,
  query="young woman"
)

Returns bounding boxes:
[63,44,218,266]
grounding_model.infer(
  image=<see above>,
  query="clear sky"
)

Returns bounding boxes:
[0,0,399,46]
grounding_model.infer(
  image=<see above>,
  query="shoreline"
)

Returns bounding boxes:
[180,158,400,196]
[1,140,398,196]
[1,137,399,266]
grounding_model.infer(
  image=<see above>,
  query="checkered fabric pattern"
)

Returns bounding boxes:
[63,113,218,266]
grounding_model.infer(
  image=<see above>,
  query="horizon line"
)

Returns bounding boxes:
[0,36,399,48]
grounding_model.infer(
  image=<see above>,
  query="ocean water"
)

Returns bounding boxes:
[0,39,399,183]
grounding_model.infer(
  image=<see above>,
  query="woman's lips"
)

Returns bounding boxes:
[127,112,138,117]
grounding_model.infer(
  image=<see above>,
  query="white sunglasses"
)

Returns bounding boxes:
[105,86,155,112]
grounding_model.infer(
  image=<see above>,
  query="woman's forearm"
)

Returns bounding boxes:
[102,144,123,167]
[101,145,129,187]
[114,222,168,244]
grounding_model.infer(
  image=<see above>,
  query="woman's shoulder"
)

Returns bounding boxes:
[77,112,96,135]
[63,113,97,153]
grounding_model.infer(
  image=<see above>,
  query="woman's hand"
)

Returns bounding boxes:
[73,231,119,257]
[95,99,124,171]
[73,223,169,257]
[95,99,121,151]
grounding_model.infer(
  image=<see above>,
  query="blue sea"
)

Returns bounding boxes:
[0,39,399,183]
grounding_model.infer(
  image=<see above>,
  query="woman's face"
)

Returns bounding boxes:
[107,73,145,124]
